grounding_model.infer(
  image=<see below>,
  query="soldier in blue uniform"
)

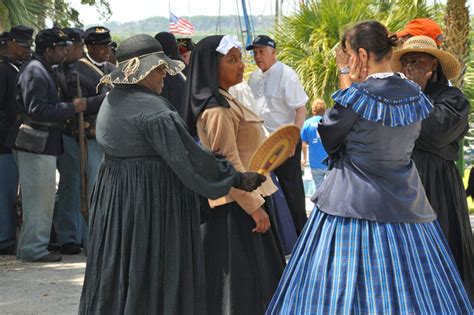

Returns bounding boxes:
[53,27,115,255]
[52,28,86,255]
[6,28,87,262]
[0,31,8,58]
[0,26,33,256]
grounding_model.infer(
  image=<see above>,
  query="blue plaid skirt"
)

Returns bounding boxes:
[266,208,474,314]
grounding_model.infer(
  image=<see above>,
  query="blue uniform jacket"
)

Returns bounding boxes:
[6,53,75,156]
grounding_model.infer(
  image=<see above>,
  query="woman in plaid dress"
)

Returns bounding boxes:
[266,21,473,314]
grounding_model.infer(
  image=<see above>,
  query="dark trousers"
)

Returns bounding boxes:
[274,140,307,235]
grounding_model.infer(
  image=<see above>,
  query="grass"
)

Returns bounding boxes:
[462,168,474,214]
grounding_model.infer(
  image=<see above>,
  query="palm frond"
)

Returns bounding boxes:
[0,0,48,30]
[275,0,432,107]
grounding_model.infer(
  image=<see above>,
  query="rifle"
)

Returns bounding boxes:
[76,75,89,224]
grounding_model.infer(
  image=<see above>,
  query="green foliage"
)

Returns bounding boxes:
[0,0,111,30]
[0,0,47,31]
[81,0,111,21]
[463,16,474,106]
[275,0,433,105]
[50,0,112,27]
[463,58,474,105]
[462,16,474,167]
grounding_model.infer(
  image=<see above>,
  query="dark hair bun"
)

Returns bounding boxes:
[341,20,393,61]
[388,35,398,47]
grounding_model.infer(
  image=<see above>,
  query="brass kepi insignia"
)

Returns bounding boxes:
[58,30,67,38]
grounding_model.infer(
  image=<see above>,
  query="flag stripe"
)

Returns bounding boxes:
[169,12,194,35]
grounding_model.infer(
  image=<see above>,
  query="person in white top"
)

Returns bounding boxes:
[247,35,309,235]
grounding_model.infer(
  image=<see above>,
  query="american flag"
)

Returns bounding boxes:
[169,12,195,35]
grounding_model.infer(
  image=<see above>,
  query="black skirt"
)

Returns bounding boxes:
[413,149,474,301]
[202,197,286,315]
[79,157,207,315]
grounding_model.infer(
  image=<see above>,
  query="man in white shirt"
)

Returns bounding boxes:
[247,35,309,235]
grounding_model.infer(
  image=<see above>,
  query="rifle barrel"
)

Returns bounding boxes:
[77,75,89,224]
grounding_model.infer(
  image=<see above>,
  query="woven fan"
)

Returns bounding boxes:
[248,125,300,175]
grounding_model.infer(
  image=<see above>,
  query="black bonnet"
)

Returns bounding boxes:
[116,34,164,62]
[155,32,181,60]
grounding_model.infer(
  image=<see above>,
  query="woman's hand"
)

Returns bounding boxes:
[403,64,432,90]
[251,207,270,233]
[336,45,354,89]
[335,45,350,69]
[348,55,367,83]
[233,172,266,192]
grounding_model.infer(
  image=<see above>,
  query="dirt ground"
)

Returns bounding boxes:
[0,197,472,315]
[0,253,86,315]
[0,200,315,315]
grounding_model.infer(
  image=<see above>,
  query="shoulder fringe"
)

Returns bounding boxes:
[332,85,433,127]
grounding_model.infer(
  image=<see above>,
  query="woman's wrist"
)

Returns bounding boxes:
[339,66,350,75]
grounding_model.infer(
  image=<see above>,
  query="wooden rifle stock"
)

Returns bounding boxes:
[76,75,89,224]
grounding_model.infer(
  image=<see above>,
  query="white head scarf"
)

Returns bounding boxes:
[215,35,242,55]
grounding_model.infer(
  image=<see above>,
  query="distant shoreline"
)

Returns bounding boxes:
[86,15,276,40]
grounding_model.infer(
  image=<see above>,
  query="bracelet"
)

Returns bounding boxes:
[339,66,350,74]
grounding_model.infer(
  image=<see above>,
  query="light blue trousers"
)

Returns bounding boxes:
[0,153,19,250]
[53,135,102,246]
[311,168,329,191]
[15,150,57,261]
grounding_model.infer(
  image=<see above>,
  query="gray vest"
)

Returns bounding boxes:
[314,118,436,223]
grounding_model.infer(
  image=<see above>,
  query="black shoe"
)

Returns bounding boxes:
[59,242,81,255]
[0,245,16,255]
[47,243,60,251]
[33,252,62,262]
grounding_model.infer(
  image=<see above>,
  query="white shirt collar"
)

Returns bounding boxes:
[262,61,281,78]
[86,52,107,67]
[365,72,395,79]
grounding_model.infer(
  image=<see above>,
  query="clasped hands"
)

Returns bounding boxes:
[232,171,270,233]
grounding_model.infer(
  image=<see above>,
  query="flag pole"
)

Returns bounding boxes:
[188,0,191,24]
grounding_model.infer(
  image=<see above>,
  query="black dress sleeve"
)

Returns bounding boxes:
[317,103,360,157]
[139,110,237,200]
[417,86,470,149]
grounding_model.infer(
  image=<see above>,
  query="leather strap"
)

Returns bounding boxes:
[78,58,105,77]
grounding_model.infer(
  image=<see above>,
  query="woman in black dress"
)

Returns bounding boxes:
[182,35,285,315]
[79,34,266,315]
[393,35,474,302]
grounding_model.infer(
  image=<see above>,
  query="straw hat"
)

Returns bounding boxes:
[391,35,460,80]
[101,34,184,86]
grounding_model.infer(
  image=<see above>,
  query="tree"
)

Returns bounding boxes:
[458,15,474,168]
[443,0,470,88]
[463,16,474,103]
[0,0,112,31]
[48,0,112,28]
[0,0,47,31]
[275,0,432,105]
